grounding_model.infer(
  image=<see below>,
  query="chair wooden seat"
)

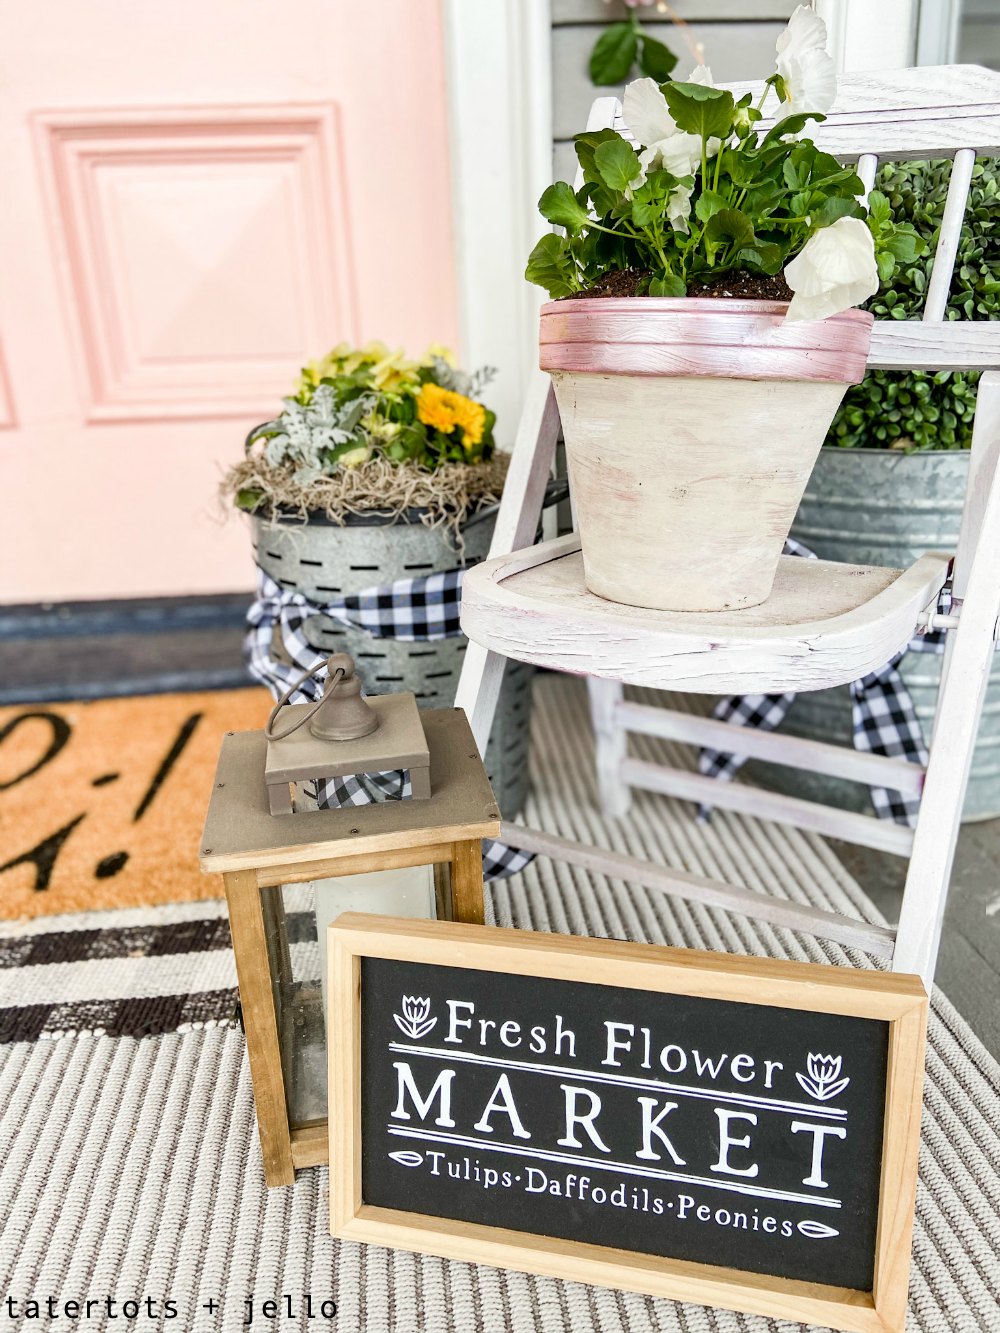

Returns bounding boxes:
[461,533,950,694]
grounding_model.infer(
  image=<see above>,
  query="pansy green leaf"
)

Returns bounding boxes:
[735,241,784,274]
[573,127,621,184]
[589,21,638,85]
[761,111,825,145]
[538,181,591,235]
[594,138,642,193]
[695,190,728,223]
[705,208,755,249]
[662,81,735,140]
[867,190,892,226]
[525,232,580,298]
[876,250,896,284]
[812,196,864,228]
[638,33,678,82]
[649,272,686,297]
[887,227,926,262]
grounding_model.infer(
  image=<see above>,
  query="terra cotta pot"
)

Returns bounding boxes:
[539,297,873,612]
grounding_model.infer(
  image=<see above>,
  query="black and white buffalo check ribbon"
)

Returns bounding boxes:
[246,567,533,880]
[698,537,950,827]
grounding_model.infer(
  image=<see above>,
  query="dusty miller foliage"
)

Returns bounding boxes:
[255,384,376,487]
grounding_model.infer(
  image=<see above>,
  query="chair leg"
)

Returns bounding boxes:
[455,641,508,757]
[895,632,996,986]
[589,678,631,818]
[455,373,561,755]
[894,380,1000,986]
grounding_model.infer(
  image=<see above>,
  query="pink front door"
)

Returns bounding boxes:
[0,0,458,602]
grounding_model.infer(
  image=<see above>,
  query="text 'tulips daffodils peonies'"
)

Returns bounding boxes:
[526,4,923,320]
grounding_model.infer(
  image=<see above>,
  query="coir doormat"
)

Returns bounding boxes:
[0,689,271,919]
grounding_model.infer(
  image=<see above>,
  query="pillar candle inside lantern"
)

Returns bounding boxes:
[315,866,436,1024]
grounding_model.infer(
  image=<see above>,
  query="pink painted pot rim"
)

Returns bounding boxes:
[540,296,873,321]
[539,297,874,384]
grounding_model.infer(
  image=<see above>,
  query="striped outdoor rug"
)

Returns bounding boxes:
[1,678,998,1332]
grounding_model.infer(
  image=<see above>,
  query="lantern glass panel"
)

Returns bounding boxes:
[261,864,450,1128]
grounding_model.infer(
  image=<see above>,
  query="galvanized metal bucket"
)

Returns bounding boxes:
[251,507,533,819]
[754,447,1000,821]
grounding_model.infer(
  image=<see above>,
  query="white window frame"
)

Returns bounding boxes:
[916,0,961,65]
[815,0,920,71]
[442,0,552,443]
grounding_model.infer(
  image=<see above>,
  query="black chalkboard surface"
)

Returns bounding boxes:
[329,917,928,1333]
[362,957,886,1289]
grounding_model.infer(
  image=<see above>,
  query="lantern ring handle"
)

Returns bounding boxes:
[263,665,346,741]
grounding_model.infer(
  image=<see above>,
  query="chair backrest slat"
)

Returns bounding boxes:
[723,65,1000,160]
[951,373,1000,602]
[857,153,879,197]
[923,148,977,322]
[868,322,998,370]
[591,66,1000,368]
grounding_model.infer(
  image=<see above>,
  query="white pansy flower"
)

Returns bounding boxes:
[622,76,719,189]
[784,217,878,322]
[639,134,702,180]
[622,76,677,148]
[686,63,715,88]
[774,4,837,123]
[666,183,694,233]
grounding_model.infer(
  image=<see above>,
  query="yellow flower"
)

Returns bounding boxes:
[454,397,486,448]
[417,383,486,449]
[338,442,371,468]
[340,341,387,376]
[296,340,412,395]
[297,350,339,392]
[370,348,420,392]
[361,411,400,444]
[420,342,457,368]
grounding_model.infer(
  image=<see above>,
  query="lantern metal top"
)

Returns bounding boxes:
[261,652,431,814]
[264,652,380,744]
[264,694,430,806]
[199,707,500,877]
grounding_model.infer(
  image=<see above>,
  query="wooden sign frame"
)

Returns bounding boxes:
[329,915,927,1333]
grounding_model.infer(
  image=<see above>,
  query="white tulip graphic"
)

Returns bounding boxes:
[393,996,437,1041]
[796,1053,850,1102]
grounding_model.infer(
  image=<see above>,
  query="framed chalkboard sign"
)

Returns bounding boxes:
[328,916,927,1333]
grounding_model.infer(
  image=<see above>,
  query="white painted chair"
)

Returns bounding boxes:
[456,65,1000,988]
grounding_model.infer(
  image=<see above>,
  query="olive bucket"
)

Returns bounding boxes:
[251,507,534,819]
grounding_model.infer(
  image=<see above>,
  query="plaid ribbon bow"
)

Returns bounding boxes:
[245,567,533,880]
[698,537,949,827]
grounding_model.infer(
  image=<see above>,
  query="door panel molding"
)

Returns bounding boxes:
[443,1,553,439]
[34,104,358,422]
[0,344,16,429]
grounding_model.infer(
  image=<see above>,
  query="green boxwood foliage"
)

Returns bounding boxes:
[828,157,1000,451]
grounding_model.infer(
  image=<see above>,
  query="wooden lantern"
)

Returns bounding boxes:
[199,656,500,1186]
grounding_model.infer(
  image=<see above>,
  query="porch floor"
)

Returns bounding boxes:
[1,596,997,1058]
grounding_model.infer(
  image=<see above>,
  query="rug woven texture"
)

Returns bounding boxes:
[0,689,271,919]
[1,679,998,1332]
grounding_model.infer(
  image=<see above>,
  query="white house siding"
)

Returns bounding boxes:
[551,0,798,182]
